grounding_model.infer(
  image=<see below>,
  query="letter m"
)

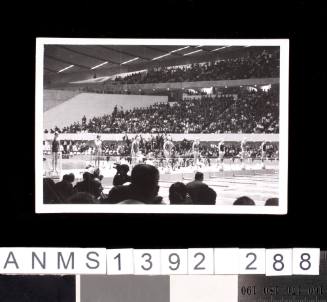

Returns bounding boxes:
[57,252,74,270]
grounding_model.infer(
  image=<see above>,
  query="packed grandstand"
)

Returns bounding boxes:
[113,49,279,84]
[45,85,279,135]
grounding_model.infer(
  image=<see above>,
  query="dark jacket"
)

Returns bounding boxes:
[104,185,131,204]
[55,180,74,202]
[103,184,163,204]
[112,173,132,186]
[186,180,216,205]
[74,179,102,199]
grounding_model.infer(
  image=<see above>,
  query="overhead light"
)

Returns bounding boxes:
[58,65,74,73]
[170,46,190,53]
[121,57,139,65]
[152,53,171,61]
[211,46,230,52]
[183,49,203,56]
[152,46,191,61]
[195,45,203,48]
[91,61,108,70]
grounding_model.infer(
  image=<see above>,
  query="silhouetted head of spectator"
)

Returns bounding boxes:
[66,192,96,204]
[113,164,131,186]
[93,168,104,183]
[169,182,188,204]
[195,172,204,181]
[130,164,160,203]
[93,168,100,178]
[62,173,75,183]
[43,178,59,204]
[83,172,92,181]
[115,164,129,175]
[67,173,75,183]
[233,196,255,205]
[265,198,279,206]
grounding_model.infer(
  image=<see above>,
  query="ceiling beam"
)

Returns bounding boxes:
[56,45,120,65]
[44,67,57,73]
[99,45,150,61]
[143,46,185,58]
[195,46,211,52]
[45,54,91,70]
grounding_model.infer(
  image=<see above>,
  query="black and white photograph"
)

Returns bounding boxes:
[36,38,289,214]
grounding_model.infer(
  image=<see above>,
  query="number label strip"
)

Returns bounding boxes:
[0,248,320,275]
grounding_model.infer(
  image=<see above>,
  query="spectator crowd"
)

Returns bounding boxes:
[113,50,279,84]
[45,85,279,135]
[44,164,278,206]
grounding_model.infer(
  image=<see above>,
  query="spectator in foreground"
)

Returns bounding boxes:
[104,164,162,204]
[66,192,97,204]
[186,172,208,203]
[113,164,131,186]
[120,164,162,204]
[233,196,255,205]
[265,198,279,206]
[104,183,131,204]
[169,182,191,204]
[93,168,104,183]
[54,173,75,202]
[74,172,103,199]
[196,186,217,205]
[43,178,61,204]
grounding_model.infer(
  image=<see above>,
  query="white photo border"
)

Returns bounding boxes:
[35,38,289,214]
